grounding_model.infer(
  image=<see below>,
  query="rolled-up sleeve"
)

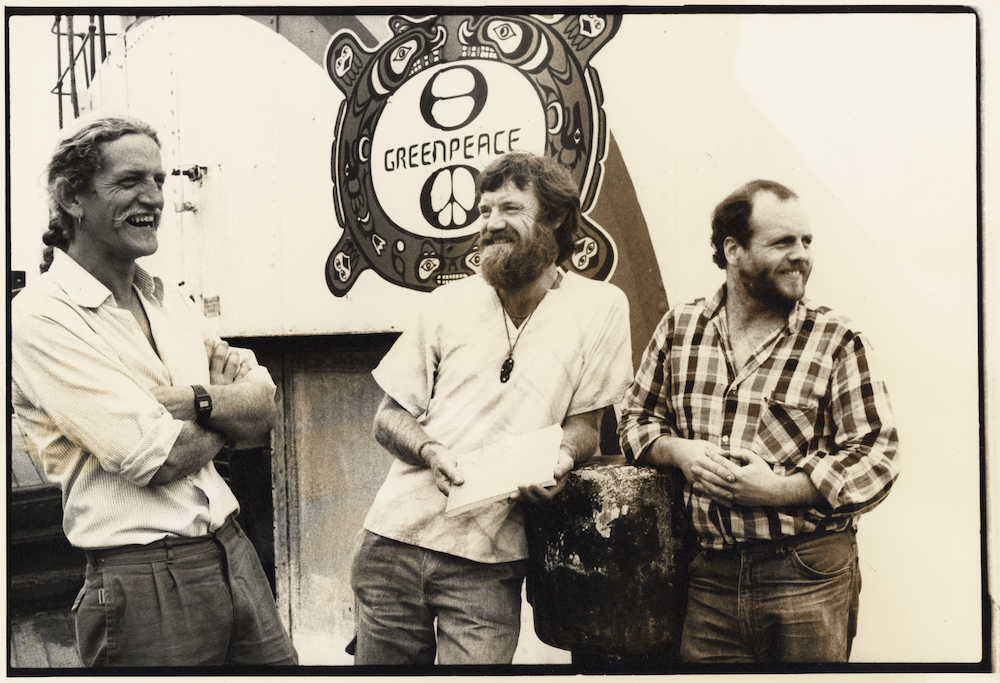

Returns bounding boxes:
[12,311,182,486]
[618,312,679,464]
[799,332,900,515]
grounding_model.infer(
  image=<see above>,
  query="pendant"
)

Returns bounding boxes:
[500,356,514,383]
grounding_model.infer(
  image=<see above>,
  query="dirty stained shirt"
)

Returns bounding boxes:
[367,272,632,564]
[618,285,899,549]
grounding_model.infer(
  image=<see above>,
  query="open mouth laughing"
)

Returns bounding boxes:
[124,213,158,228]
[480,229,520,249]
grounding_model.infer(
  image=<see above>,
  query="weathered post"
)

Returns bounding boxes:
[524,461,697,671]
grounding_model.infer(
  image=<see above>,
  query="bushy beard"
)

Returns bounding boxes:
[480,228,559,290]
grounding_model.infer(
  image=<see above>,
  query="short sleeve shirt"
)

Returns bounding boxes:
[367,272,632,563]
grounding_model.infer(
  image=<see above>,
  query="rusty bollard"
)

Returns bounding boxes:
[524,462,697,666]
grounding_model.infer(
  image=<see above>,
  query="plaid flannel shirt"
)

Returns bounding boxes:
[618,286,899,549]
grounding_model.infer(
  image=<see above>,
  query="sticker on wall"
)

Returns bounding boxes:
[324,14,621,296]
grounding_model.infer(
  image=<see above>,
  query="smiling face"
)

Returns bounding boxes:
[72,134,165,266]
[730,191,813,312]
[477,180,558,289]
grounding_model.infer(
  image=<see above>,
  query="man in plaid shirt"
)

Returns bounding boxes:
[618,179,899,663]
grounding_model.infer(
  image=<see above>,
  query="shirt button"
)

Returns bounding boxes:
[721,435,730,445]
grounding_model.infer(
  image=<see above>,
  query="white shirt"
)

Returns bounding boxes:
[367,272,632,563]
[10,250,272,549]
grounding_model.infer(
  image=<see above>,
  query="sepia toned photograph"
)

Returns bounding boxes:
[6,5,989,675]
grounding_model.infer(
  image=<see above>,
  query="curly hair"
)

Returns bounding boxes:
[710,179,798,269]
[41,114,160,273]
[476,151,580,263]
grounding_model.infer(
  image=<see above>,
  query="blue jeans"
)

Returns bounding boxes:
[74,517,298,667]
[680,528,860,663]
[351,531,526,665]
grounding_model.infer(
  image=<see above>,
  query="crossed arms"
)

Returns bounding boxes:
[150,340,278,485]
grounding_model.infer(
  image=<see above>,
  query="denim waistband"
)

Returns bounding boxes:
[708,528,852,558]
[85,515,238,567]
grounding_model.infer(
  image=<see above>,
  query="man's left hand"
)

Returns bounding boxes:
[513,451,575,504]
[696,448,776,507]
[205,340,257,385]
[152,343,266,424]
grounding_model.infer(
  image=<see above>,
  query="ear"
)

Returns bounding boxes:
[547,214,564,236]
[53,177,84,223]
[722,236,743,267]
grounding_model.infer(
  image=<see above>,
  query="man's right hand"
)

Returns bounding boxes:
[421,442,465,496]
[651,436,740,505]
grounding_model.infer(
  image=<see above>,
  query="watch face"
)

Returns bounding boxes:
[193,386,212,423]
[324,14,621,296]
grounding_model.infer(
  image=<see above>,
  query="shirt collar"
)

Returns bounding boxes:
[709,283,808,335]
[132,262,164,304]
[705,284,728,318]
[49,249,164,308]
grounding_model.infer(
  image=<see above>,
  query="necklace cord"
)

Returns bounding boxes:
[496,269,559,383]
[502,306,535,359]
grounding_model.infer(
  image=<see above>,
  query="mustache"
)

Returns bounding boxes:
[479,230,519,247]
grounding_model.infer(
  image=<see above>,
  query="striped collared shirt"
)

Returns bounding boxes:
[10,250,263,549]
[618,285,899,549]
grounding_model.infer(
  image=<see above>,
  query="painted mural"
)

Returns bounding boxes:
[324,14,621,296]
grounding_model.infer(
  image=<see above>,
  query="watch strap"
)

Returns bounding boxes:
[192,384,212,426]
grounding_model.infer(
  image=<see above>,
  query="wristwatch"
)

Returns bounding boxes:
[192,385,212,426]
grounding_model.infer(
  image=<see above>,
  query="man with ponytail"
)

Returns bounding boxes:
[11,114,297,667]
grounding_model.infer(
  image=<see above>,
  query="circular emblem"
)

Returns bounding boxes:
[371,60,546,240]
[325,14,621,295]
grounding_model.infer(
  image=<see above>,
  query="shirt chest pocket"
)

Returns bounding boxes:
[752,396,818,467]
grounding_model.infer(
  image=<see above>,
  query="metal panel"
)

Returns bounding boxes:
[279,335,395,664]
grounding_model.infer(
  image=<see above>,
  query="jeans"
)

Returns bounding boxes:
[351,531,526,665]
[680,528,860,664]
[74,517,298,667]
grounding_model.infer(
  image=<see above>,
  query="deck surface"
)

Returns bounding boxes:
[9,417,82,669]
[9,609,83,669]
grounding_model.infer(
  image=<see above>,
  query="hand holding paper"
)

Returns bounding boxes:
[514,449,575,504]
[445,424,563,517]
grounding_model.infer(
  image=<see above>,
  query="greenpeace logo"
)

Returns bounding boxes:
[382,128,523,172]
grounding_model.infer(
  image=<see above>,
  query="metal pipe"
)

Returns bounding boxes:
[98,16,107,62]
[88,16,96,80]
[54,15,64,128]
[66,16,79,118]
[81,41,90,89]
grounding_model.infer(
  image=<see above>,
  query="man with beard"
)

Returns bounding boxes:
[11,114,297,666]
[352,151,632,666]
[618,179,899,663]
